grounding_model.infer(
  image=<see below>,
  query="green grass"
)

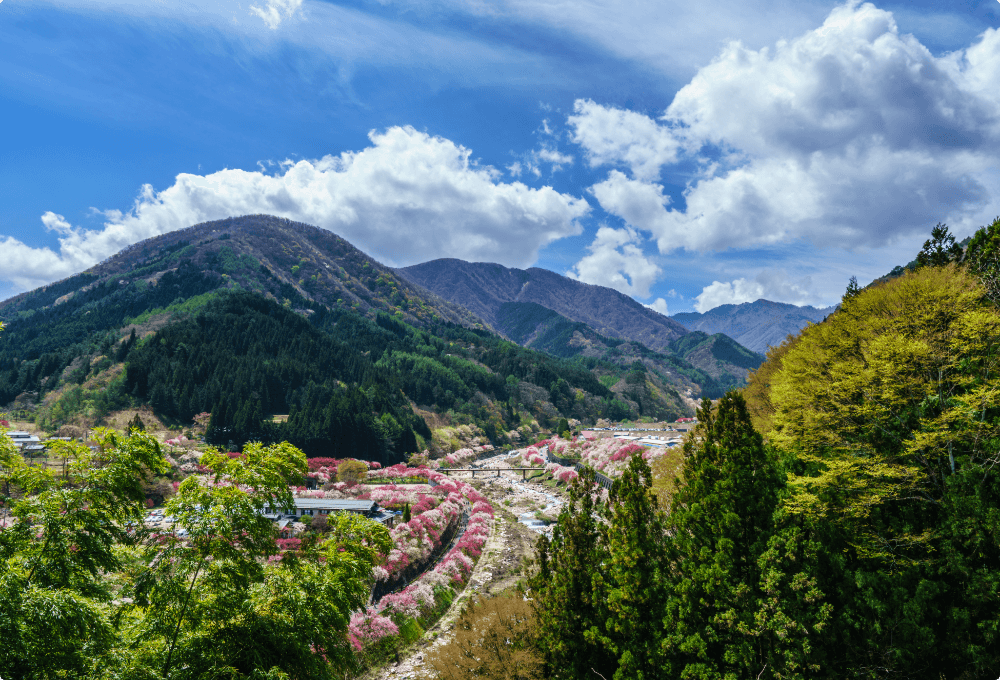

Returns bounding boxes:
[398,617,425,644]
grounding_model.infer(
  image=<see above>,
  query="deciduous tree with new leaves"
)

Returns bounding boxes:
[0,430,391,679]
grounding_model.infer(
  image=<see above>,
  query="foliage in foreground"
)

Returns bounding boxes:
[427,591,543,680]
[532,394,830,680]
[0,431,390,679]
[527,236,1000,678]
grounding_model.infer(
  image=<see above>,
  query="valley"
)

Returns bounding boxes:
[0,216,770,457]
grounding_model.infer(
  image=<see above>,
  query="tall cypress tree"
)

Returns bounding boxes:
[530,468,616,680]
[597,451,671,680]
[661,392,804,678]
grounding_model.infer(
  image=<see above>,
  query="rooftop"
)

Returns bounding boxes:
[292,498,378,512]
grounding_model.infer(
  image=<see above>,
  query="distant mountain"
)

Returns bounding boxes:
[667,331,766,387]
[672,300,836,354]
[398,258,767,399]
[398,259,689,352]
[488,300,762,392]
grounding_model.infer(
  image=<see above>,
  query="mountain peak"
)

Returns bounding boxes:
[673,299,836,353]
[2,215,482,330]
[399,259,689,352]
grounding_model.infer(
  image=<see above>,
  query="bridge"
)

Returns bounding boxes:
[437,467,540,480]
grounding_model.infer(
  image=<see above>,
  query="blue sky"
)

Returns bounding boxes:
[2,0,1000,313]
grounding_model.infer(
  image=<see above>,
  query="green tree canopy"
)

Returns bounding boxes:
[755,264,1000,676]
[660,393,827,679]
[0,433,391,679]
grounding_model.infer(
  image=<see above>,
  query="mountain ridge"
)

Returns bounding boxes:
[0,215,482,331]
[0,215,717,458]
[398,258,691,352]
[672,299,836,354]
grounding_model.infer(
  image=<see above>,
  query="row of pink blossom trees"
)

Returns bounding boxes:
[347,468,494,657]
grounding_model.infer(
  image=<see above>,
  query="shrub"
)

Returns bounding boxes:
[337,459,368,484]
[427,592,543,680]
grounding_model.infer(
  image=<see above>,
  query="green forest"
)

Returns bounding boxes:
[0,276,650,464]
[122,291,637,463]
[0,217,767,451]
[524,220,1000,679]
[0,217,699,460]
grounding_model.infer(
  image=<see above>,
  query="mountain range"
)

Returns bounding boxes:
[0,215,840,459]
[399,259,689,351]
[398,259,764,390]
[0,215,760,462]
[672,300,836,354]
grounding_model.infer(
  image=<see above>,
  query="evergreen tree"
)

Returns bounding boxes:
[530,468,616,680]
[660,393,818,678]
[966,216,1000,302]
[916,222,962,267]
[596,451,670,679]
[127,413,145,433]
[843,275,860,301]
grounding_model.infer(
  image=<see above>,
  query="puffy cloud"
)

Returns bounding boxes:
[1,127,589,291]
[694,269,814,312]
[567,226,661,298]
[568,100,680,181]
[249,0,304,29]
[575,3,1000,255]
[644,298,669,315]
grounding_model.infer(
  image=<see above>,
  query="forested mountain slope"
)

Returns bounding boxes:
[398,258,763,393]
[0,214,480,331]
[0,216,704,463]
[485,301,758,395]
[735,261,1000,676]
[398,258,690,351]
[667,331,765,387]
[530,223,1000,680]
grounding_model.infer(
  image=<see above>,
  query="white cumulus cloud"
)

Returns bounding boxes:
[567,225,661,298]
[250,0,304,29]
[574,2,1000,256]
[694,269,815,312]
[644,298,669,315]
[1,126,589,292]
[568,99,680,181]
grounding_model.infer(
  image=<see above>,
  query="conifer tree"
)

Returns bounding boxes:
[530,468,615,680]
[596,451,670,679]
[916,222,962,267]
[127,413,145,433]
[843,275,861,300]
[661,393,804,678]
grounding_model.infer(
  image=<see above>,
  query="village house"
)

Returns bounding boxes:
[264,498,397,529]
